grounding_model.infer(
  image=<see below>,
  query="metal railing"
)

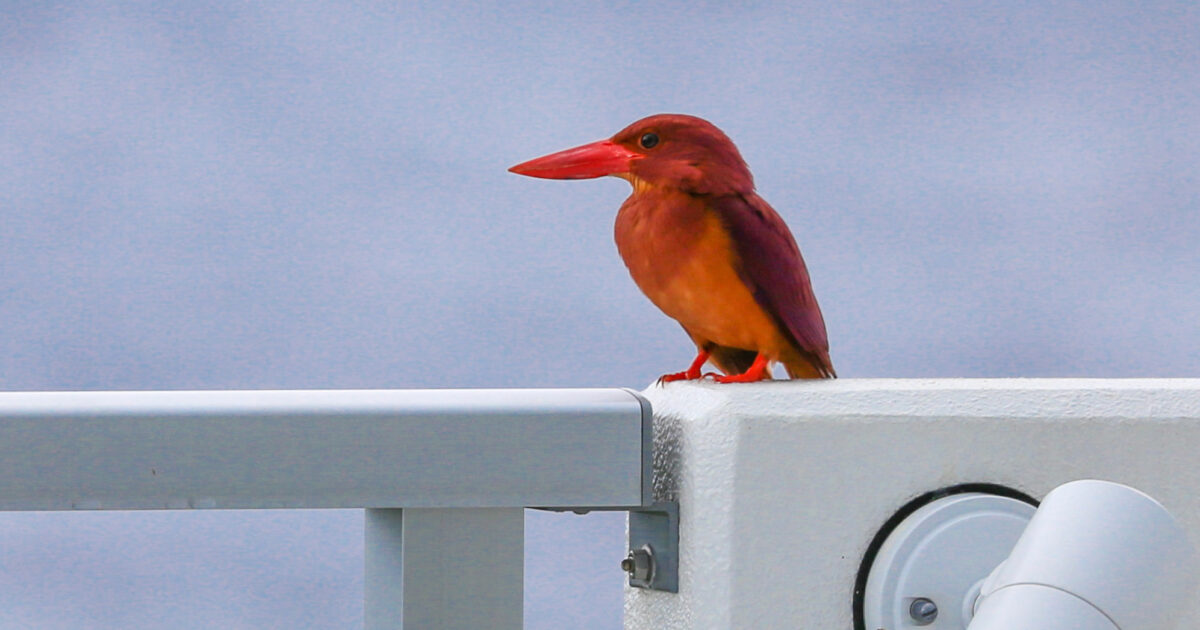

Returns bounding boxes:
[0,388,653,629]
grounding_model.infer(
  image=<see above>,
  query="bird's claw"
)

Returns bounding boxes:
[656,350,715,385]
[664,370,766,384]
[657,370,701,385]
[708,354,772,383]
[711,372,767,383]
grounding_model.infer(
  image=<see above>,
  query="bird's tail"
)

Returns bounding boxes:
[784,352,836,379]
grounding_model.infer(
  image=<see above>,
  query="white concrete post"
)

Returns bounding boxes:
[625,379,1200,629]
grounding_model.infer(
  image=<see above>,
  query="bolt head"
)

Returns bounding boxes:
[909,597,938,625]
[622,546,655,583]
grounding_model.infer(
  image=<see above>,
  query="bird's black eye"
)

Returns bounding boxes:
[639,132,659,149]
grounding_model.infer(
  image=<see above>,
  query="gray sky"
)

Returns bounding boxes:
[2,1,1197,627]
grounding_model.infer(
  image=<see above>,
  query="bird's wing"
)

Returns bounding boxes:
[709,193,835,377]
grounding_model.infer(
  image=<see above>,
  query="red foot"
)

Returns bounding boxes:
[658,350,711,384]
[712,354,771,383]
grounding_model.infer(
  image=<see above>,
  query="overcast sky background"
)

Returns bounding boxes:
[2,1,1198,628]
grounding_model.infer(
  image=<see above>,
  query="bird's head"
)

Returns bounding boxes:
[509,114,754,196]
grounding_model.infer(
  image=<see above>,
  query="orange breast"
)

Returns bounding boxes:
[614,188,791,357]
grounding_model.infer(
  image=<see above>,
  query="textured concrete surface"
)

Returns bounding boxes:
[625,379,1200,629]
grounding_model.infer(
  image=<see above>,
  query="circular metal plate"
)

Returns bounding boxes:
[862,492,1035,629]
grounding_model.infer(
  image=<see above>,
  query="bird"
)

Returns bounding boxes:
[509,114,834,383]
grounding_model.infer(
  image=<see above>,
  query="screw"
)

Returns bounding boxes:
[621,545,655,584]
[909,597,938,625]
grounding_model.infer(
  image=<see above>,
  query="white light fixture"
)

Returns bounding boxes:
[860,480,1198,630]
[970,480,1198,630]
[860,491,1036,629]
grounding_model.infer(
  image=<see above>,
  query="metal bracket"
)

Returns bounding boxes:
[623,501,679,592]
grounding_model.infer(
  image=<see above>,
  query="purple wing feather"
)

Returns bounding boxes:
[710,193,835,377]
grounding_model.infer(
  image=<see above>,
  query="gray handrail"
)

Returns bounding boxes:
[0,387,653,629]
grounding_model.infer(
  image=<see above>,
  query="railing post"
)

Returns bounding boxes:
[365,508,524,629]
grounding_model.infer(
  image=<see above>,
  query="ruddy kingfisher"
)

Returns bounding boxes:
[509,114,834,383]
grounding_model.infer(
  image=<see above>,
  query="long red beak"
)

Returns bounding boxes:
[508,139,641,180]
